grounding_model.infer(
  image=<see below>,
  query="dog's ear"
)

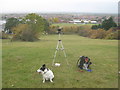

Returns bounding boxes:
[42,64,46,67]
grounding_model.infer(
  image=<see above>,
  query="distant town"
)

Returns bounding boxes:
[0,13,118,31]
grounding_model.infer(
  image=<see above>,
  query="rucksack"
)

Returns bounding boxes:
[77,56,92,69]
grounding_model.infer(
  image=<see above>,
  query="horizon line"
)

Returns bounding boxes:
[1,11,118,15]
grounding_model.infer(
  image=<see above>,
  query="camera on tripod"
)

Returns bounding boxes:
[57,27,63,34]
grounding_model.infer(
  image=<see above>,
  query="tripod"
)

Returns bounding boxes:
[52,33,69,66]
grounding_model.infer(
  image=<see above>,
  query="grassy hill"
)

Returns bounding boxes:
[2,35,118,88]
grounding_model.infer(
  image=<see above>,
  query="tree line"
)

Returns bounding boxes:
[2,13,49,41]
[1,14,119,41]
[49,17,119,40]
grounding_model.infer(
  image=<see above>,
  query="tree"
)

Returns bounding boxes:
[5,17,20,33]
[23,13,49,33]
[42,18,50,32]
[12,24,38,41]
[81,20,84,23]
[91,17,117,31]
[12,13,49,41]
[53,18,59,23]
[91,24,102,30]
[102,17,117,30]
[91,25,98,30]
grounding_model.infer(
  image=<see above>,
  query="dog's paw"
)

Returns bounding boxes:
[43,80,45,83]
[50,80,53,83]
[43,81,45,83]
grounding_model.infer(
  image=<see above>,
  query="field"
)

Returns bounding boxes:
[2,34,118,88]
[51,23,95,27]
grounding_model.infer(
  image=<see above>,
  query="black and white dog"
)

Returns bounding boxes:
[37,64,54,83]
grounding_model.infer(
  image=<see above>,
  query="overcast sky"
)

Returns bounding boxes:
[0,0,119,14]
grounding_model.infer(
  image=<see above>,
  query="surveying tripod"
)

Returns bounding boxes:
[52,29,69,66]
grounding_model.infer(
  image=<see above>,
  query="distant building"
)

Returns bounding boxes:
[90,21,97,24]
[69,19,97,24]
[69,19,81,24]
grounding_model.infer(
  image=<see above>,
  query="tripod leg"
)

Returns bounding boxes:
[52,50,58,66]
[63,50,69,65]
[56,41,61,56]
[60,41,64,50]
[56,41,59,50]
[63,50,67,57]
[60,41,69,65]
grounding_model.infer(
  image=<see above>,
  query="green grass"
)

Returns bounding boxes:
[51,23,95,27]
[2,35,118,88]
